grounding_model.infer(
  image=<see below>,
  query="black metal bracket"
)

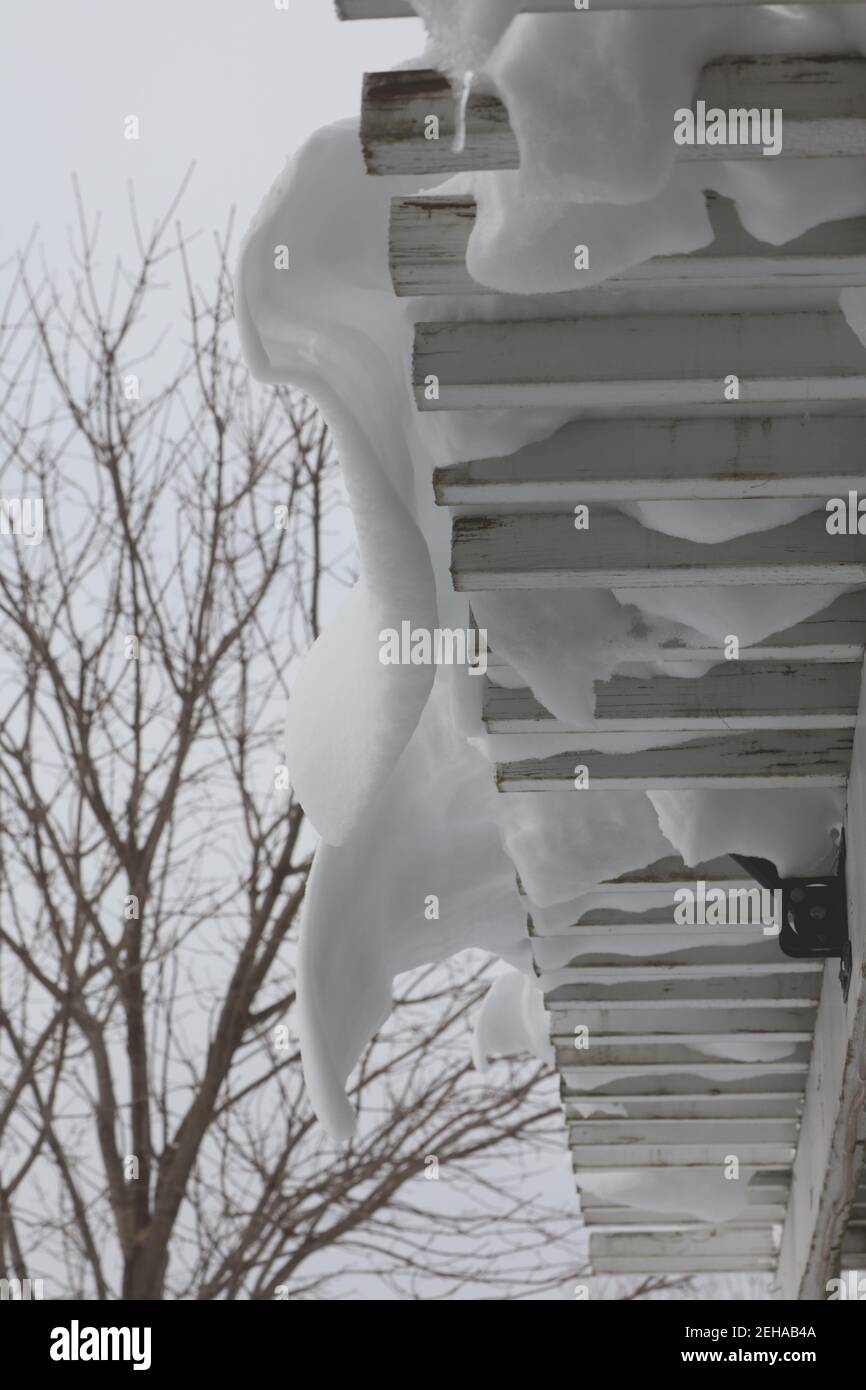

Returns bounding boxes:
[730,831,851,1000]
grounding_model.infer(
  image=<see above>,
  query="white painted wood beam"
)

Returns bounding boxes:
[550,1006,815,1037]
[565,1095,804,1121]
[436,415,866,504]
[581,1208,786,1227]
[416,312,866,411]
[497,729,853,792]
[539,939,796,970]
[535,927,792,953]
[454,511,866,591]
[547,963,821,984]
[623,592,866,665]
[840,1227,866,1268]
[557,1039,812,1069]
[577,853,753,893]
[392,194,866,297]
[546,972,823,1007]
[363,58,866,175]
[532,918,764,940]
[478,593,866,665]
[484,663,861,734]
[569,1117,798,1144]
[589,1229,778,1273]
[560,1064,808,1086]
[341,0,854,14]
[571,1142,794,1166]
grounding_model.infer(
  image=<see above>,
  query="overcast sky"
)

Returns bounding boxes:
[1,0,421,265]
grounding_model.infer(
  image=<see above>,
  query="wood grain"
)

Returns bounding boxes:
[393,193,866,297]
[416,311,866,410]
[453,510,866,590]
[364,58,866,175]
[436,415,866,503]
[482,662,861,733]
[496,728,853,791]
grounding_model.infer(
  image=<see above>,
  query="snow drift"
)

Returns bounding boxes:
[236,1,864,1136]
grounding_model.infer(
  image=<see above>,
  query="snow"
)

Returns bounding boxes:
[236,127,441,845]
[580,1168,756,1225]
[841,286,866,349]
[626,583,853,658]
[433,8,866,294]
[497,787,672,911]
[472,967,554,1073]
[651,788,844,880]
[294,680,529,1139]
[237,2,863,1137]
[470,590,636,726]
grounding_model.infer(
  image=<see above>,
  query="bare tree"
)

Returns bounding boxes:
[0,190,608,1306]
[0,185,690,1302]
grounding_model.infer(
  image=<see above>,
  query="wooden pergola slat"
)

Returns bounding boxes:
[415,311,866,411]
[479,592,866,665]
[840,1227,866,1268]
[435,414,866,504]
[580,1207,787,1227]
[551,1007,815,1037]
[597,853,784,891]
[547,975,822,1007]
[531,911,760,938]
[558,1039,812,1068]
[578,1160,791,1182]
[568,1117,798,1143]
[341,0,848,13]
[496,729,853,790]
[541,939,797,970]
[483,663,861,733]
[589,1228,778,1273]
[452,510,866,591]
[363,58,866,175]
[391,193,866,297]
[548,963,822,985]
[565,1094,804,1120]
[535,924,787,949]
[570,1143,794,1167]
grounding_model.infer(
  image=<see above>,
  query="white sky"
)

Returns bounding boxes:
[1,0,422,264]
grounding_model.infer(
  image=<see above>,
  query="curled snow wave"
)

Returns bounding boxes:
[235,127,438,846]
[295,681,530,1138]
[472,968,554,1073]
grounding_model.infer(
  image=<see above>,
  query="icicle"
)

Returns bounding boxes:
[451,69,474,155]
